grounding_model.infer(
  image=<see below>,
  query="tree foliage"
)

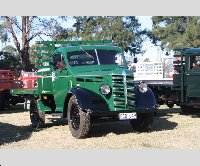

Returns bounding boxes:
[52,16,146,56]
[0,16,148,70]
[0,45,21,71]
[0,16,56,71]
[0,20,9,47]
[149,16,200,51]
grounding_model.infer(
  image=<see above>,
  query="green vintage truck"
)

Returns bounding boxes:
[140,47,200,113]
[11,40,156,138]
[172,48,200,113]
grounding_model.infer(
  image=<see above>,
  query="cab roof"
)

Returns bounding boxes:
[54,45,122,54]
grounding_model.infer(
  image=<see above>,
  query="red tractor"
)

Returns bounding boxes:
[0,70,24,111]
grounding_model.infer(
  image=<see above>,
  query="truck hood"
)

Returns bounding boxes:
[70,65,133,77]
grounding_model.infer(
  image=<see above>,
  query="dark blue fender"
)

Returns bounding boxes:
[134,87,156,109]
[70,88,109,111]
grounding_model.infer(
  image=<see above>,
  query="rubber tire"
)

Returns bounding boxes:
[0,102,5,111]
[0,101,5,111]
[67,95,90,139]
[11,99,18,106]
[0,94,5,111]
[29,98,45,130]
[166,102,174,108]
[180,105,195,114]
[130,112,154,132]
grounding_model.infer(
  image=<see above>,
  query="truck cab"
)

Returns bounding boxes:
[173,48,200,113]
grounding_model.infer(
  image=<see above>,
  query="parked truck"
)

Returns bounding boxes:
[11,40,157,139]
[134,48,200,113]
[0,70,24,111]
[130,60,174,108]
[170,48,200,113]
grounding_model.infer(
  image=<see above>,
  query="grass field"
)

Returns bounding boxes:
[1,104,200,149]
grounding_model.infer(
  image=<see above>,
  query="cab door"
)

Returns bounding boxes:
[186,55,200,97]
[52,53,69,112]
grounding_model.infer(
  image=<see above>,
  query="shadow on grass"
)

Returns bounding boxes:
[43,117,68,128]
[158,106,200,118]
[152,116,178,132]
[88,115,178,138]
[179,111,200,118]
[29,117,68,131]
[87,107,181,137]
[156,107,182,115]
[0,104,28,114]
[42,111,179,138]
[0,122,32,146]
[88,121,134,138]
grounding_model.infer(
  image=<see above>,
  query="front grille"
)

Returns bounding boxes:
[112,75,135,110]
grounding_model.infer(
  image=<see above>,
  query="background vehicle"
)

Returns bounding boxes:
[0,70,24,111]
[11,40,157,138]
[171,48,200,113]
[133,48,200,113]
[131,60,174,108]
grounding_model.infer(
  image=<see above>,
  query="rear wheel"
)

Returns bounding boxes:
[30,98,45,130]
[0,102,5,111]
[0,94,5,111]
[166,101,174,108]
[67,95,90,139]
[130,112,154,132]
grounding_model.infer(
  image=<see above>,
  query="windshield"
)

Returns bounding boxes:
[67,49,124,67]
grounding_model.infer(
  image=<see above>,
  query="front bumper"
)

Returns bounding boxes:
[91,107,156,117]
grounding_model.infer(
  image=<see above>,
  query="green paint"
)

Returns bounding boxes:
[11,40,135,113]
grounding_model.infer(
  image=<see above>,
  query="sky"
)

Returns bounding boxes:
[136,16,172,62]
[1,16,171,62]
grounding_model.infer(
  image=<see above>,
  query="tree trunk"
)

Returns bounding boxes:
[21,16,31,71]
[20,48,31,71]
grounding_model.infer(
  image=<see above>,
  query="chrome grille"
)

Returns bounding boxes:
[112,75,135,110]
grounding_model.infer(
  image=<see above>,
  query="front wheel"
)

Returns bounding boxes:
[30,98,45,130]
[130,112,154,132]
[67,95,91,139]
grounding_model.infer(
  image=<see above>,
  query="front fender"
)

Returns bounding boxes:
[134,87,156,109]
[70,88,109,111]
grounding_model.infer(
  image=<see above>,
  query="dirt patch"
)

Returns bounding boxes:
[1,104,200,149]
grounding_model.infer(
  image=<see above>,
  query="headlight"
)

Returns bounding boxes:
[100,84,111,95]
[138,82,148,93]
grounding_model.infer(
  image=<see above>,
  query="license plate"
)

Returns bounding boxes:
[119,112,137,120]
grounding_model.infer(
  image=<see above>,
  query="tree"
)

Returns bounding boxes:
[52,16,146,56]
[0,20,9,48]
[0,45,20,70]
[149,16,200,51]
[1,16,56,71]
[29,44,37,66]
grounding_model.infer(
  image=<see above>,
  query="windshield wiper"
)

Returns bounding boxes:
[80,47,100,65]
[80,47,92,57]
